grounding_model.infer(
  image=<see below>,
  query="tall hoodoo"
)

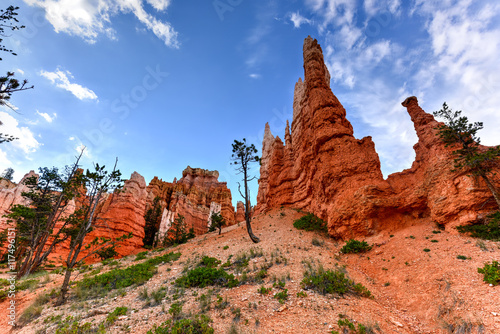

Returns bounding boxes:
[256,37,500,237]
[147,166,236,238]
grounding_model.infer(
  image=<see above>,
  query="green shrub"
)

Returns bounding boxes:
[423,248,430,252]
[258,286,271,295]
[301,265,371,298]
[135,251,149,261]
[175,267,238,288]
[255,269,267,282]
[17,279,39,291]
[96,245,118,260]
[214,294,229,310]
[18,293,50,325]
[457,255,468,260]
[169,302,183,320]
[54,316,95,334]
[147,315,214,334]
[106,306,127,325]
[274,289,288,304]
[334,317,376,334]
[199,256,221,268]
[341,240,372,254]
[478,261,500,285]
[78,252,180,295]
[296,291,307,298]
[457,211,500,241]
[293,213,327,232]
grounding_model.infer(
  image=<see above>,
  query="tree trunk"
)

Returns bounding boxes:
[481,174,500,209]
[244,169,260,243]
[56,263,73,306]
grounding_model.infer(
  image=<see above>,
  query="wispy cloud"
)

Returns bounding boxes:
[40,68,98,100]
[243,2,278,76]
[36,110,57,123]
[289,12,312,28]
[0,111,41,154]
[249,73,261,79]
[295,0,500,176]
[24,0,179,48]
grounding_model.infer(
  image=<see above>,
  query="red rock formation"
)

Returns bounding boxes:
[235,201,245,222]
[0,171,37,225]
[256,36,499,238]
[92,172,148,256]
[147,166,236,239]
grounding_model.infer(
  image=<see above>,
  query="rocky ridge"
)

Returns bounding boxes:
[0,166,236,260]
[256,36,499,238]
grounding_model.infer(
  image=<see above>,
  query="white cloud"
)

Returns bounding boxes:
[40,68,98,100]
[36,110,57,123]
[364,0,401,18]
[69,136,75,141]
[306,0,357,28]
[23,0,179,48]
[289,12,312,28]
[249,73,261,79]
[16,68,25,75]
[146,0,171,11]
[0,112,41,154]
[0,149,12,173]
[76,144,91,158]
[300,0,500,176]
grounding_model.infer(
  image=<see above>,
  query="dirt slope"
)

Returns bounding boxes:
[2,207,499,333]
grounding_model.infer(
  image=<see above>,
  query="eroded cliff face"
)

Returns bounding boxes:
[147,166,236,239]
[0,166,236,261]
[256,36,499,238]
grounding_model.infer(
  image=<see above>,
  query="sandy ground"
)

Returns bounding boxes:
[1,207,499,333]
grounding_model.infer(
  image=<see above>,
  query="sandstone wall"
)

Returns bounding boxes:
[256,36,499,238]
[0,166,237,261]
[147,166,236,239]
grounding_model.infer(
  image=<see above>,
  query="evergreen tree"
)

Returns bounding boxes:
[434,102,500,208]
[143,196,162,247]
[208,211,225,235]
[1,167,14,181]
[231,138,260,243]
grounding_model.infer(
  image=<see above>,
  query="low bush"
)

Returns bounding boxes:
[54,316,95,334]
[78,252,180,296]
[477,261,500,285]
[199,256,221,268]
[135,251,149,261]
[274,289,288,304]
[258,286,271,295]
[175,267,238,288]
[296,291,307,298]
[340,240,372,254]
[293,213,327,233]
[147,315,214,334]
[301,265,371,298]
[457,211,500,241]
[169,302,183,320]
[96,245,118,260]
[17,279,39,291]
[19,293,50,325]
[106,306,127,325]
[333,317,379,334]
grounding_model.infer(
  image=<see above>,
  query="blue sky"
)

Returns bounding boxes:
[1,0,500,206]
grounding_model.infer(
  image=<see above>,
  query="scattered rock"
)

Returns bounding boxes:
[277,305,287,312]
